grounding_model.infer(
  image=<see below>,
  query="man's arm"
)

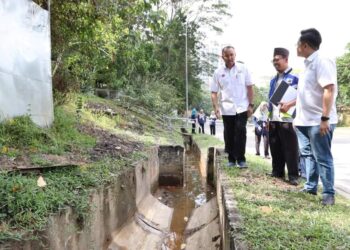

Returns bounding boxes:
[211,92,220,118]
[247,85,254,117]
[320,84,335,135]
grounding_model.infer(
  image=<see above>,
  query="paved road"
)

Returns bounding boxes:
[204,121,350,199]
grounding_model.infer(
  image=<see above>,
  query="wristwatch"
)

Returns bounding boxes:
[321,116,330,121]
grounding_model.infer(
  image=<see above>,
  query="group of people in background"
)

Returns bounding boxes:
[190,108,217,135]
[210,28,338,206]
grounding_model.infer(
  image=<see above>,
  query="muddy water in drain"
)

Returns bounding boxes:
[154,153,215,249]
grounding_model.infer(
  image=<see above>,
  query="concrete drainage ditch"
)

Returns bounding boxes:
[0,140,240,250]
[108,143,220,250]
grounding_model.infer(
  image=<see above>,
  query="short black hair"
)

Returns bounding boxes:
[222,46,235,54]
[273,47,289,58]
[299,28,322,50]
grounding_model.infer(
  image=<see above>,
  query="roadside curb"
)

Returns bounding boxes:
[213,148,248,250]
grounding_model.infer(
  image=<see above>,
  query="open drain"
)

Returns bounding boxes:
[108,144,221,250]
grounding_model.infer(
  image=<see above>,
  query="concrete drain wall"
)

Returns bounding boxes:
[208,148,247,250]
[0,147,159,250]
[158,146,184,186]
[1,145,238,250]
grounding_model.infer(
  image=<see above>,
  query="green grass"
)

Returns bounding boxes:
[79,95,180,146]
[224,155,350,249]
[0,94,180,242]
[0,156,142,242]
[193,133,225,150]
[0,107,95,156]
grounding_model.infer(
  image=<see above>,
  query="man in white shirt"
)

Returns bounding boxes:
[211,46,254,168]
[295,28,338,205]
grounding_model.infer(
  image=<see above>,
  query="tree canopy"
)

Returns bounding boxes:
[49,0,230,114]
[337,43,350,109]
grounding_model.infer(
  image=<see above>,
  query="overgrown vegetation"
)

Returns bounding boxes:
[0,157,141,242]
[0,95,180,242]
[0,107,95,156]
[337,43,350,108]
[193,133,224,150]
[50,0,231,113]
[225,156,350,249]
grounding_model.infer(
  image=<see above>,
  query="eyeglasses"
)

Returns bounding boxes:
[271,57,283,63]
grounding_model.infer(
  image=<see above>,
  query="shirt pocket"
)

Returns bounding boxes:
[232,73,245,98]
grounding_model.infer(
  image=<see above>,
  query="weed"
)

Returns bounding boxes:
[0,156,131,241]
[0,94,181,243]
[225,155,350,249]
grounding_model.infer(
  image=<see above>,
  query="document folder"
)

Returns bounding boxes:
[269,80,297,118]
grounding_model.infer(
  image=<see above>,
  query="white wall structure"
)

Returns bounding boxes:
[0,0,53,127]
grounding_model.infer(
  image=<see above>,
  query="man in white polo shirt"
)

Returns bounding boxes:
[294,28,338,205]
[211,46,254,168]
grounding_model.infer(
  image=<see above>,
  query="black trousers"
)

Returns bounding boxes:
[255,133,269,156]
[269,121,299,179]
[198,123,205,134]
[210,124,216,135]
[222,112,248,163]
[191,121,196,134]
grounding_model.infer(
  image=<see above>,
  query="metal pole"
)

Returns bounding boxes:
[185,7,189,126]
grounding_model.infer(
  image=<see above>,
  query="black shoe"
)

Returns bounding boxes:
[238,161,248,169]
[255,153,260,156]
[322,195,335,206]
[299,188,317,195]
[266,173,284,179]
[288,178,299,186]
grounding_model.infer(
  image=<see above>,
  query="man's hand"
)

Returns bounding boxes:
[215,108,221,119]
[320,120,330,136]
[279,102,291,113]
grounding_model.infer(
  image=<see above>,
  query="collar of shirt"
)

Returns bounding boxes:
[283,67,292,74]
[304,51,319,66]
[224,63,235,70]
[223,64,239,74]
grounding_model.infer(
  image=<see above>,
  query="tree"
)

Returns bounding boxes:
[336,43,350,108]
[49,0,231,114]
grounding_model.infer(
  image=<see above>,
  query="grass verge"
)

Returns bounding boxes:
[224,155,350,249]
[192,133,225,150]
[0,156,143,242]
[0,94,177,242]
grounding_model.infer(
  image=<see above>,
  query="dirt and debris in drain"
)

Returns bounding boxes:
[0,122,144,172]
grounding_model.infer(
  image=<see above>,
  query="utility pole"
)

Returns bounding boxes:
[185,0,189,123]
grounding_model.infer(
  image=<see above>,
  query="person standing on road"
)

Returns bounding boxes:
[209,110,217,135]
[267,48,299,186]
[190,108,197,134]
[211,46,254,168]
[197,109,206,134]
[294,28,338,205]
[252,101,270,158]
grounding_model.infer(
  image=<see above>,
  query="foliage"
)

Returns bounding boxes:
[50,0,231,113]
[253,85,269,107]
[224,155,350,249]
[336,43,350,107]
